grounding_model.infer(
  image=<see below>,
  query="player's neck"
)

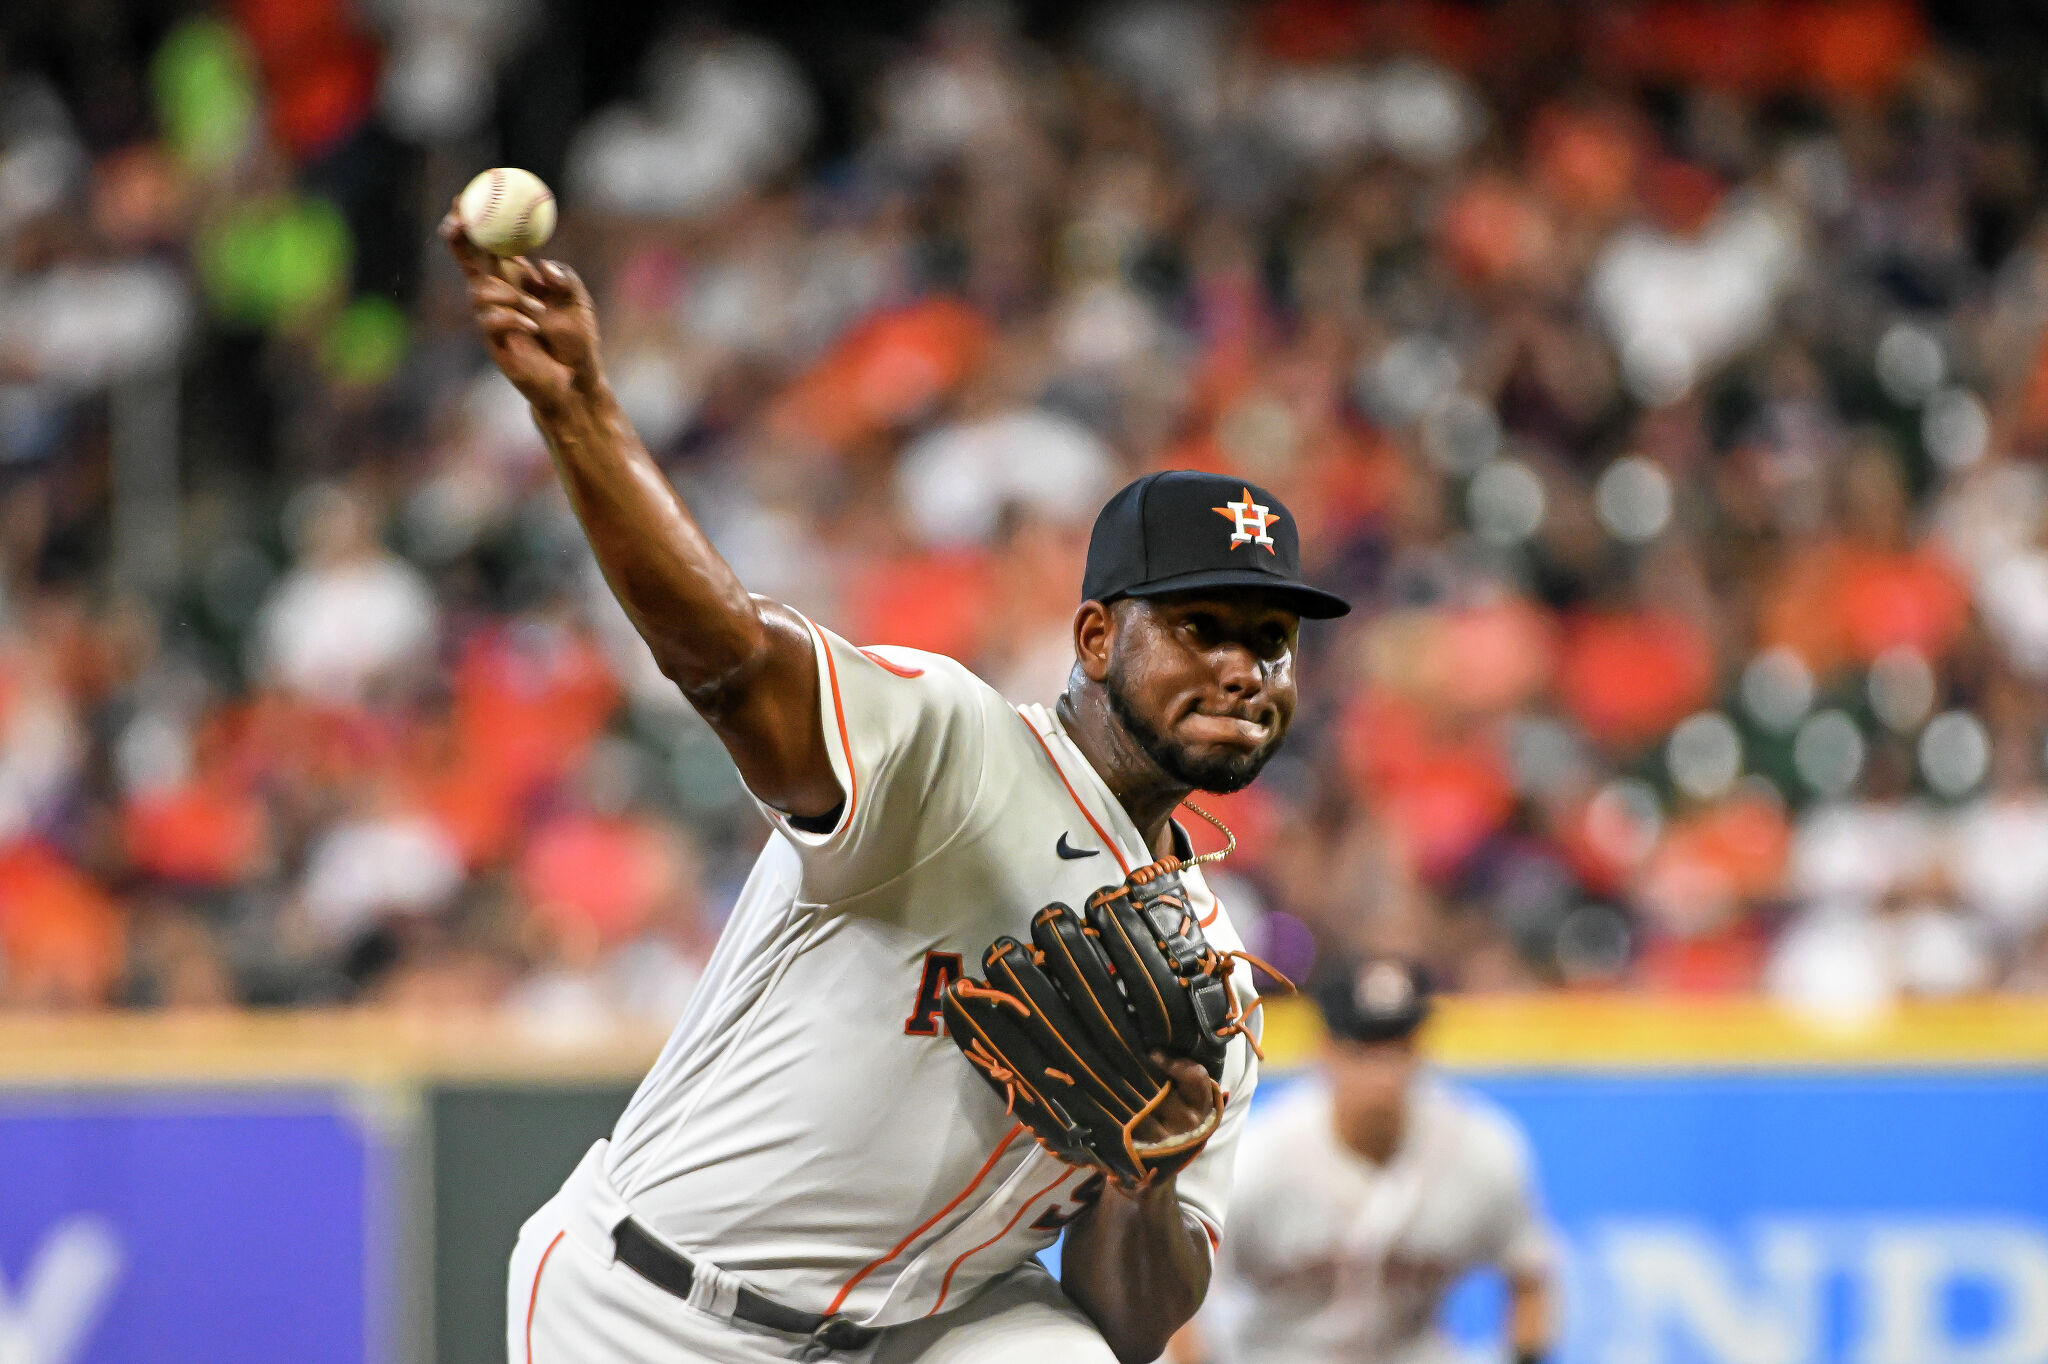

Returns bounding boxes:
[1337,1106,1407,1167]
[1056,689,1190,860]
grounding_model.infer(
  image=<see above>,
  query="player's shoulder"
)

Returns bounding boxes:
[841,639,976,686]
[1426,1076,1536,1178]
[1211,1080,1322,1235]
[837,638,1008,717]
[1239,1077,1335,1166]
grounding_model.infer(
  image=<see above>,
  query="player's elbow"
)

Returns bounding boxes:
[655,596,781,717]
[668,642,767,719]
[1106,1315,1191,1364]
[1083,1273,1204,1364]
[1090,1324,1153,1364]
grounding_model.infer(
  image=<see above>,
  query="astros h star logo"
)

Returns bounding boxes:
[1212,487,1281,553]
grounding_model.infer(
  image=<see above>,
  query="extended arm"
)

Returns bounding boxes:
[1509,1268,1554,1363]
[443,214,840,819]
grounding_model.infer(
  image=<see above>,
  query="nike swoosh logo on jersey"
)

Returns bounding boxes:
[1055,833,1100,860]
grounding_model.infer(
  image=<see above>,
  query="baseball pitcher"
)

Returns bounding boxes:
[442,212,1349,1364]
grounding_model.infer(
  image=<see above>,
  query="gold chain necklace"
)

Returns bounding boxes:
[1179,799,1237,868]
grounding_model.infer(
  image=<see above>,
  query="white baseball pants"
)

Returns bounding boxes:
[506,1141,1116,1364]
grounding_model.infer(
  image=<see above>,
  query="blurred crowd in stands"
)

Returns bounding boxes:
[3,0,2048,1028]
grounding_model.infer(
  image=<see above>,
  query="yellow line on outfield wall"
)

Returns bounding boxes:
[0,1012,669,1087]
[1261,995,2048,1071]
[0,997,2042,1086]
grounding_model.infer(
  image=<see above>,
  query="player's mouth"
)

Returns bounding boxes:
[1181,708,1273,750]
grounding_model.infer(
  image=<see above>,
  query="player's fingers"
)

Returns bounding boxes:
[536,260,592,307]
[1151,1053,1212,1103]
[534,267,597,364]
[496,256,542,294]
[487,327,566,385]
[470,276,543,316]
[440,211,496,282]
[478,304,541,337]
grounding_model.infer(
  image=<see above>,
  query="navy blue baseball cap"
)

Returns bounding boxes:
[1312,957,1433,1042]
[1081,471,1350,619]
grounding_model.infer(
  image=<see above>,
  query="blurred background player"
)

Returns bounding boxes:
[1173,957,1556,1364]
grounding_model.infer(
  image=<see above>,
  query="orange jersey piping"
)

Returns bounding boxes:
[823,1123,1025,1316]
[860,648,925,678]
[926,1165,1079,1316]
[807,618,858,829]
[1016,712,1131,875]
[525,1229,566,1363]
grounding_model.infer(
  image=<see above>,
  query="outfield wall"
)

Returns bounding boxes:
[0,1001,2042,1364]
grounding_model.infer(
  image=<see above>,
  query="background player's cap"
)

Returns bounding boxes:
[1312,957,1433,1043]
[1082,470,1351,619]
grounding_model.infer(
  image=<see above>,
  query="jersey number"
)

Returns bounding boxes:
[903,951,964,1036]
[1030,1174,1107,1231]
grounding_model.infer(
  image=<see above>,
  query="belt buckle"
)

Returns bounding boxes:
[801,1317,871,1360]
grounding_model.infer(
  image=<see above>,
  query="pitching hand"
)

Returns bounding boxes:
[441,205,599,418]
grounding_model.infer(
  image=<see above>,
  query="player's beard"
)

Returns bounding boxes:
[1105,661,1282,795]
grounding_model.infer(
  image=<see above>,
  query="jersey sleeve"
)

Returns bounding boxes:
[1211,1104,1281,1286]
[753,616,993,904]
[1171,1016,1263,1276]
[1200,1090,1294,1364]
[1478,1107,1556,1281]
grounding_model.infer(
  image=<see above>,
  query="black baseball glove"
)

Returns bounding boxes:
[941,856,1274,1188]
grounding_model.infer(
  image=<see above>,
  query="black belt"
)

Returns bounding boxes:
[613,1219,880,1358]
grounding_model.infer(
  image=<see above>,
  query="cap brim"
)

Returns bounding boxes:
[1118,567,1352,619]
[1311,982,1429,1042]
[1323,1014,1427,1044]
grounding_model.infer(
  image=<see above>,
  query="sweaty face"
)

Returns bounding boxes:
[1102,591,1299,794]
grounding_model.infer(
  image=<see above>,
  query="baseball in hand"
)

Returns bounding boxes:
[457,167,557,256]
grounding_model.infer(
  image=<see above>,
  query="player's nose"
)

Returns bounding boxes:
[1210,640,1264,699]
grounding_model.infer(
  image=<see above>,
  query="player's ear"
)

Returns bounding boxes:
[1074,600,1113,684]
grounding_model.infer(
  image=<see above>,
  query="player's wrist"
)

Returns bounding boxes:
[573,363,612,407]
[1104,1167,1178,1204]
[532,372,612,435]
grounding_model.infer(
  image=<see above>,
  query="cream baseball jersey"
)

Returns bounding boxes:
[599,616,1261,1328]
[1208,1077,1552,1364]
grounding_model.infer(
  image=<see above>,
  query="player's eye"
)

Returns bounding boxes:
[1183,614,1218,645]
